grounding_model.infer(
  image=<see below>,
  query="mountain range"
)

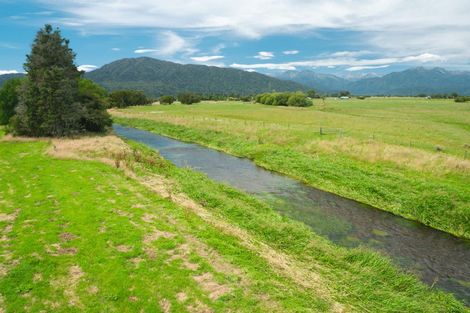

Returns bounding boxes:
[85,57,305,97]
[275,67,470,95]
[2,59,470,96]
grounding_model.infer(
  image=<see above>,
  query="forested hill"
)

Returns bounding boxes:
[86,57,306,96]
[0,73,25,86]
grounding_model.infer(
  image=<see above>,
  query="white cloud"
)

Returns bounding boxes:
[111,47,120,51]
[231,53,443,71]
[77,64,98,72]
[346,65,390,71]
[134,31,197,57]
[158,31,197,56]
[36,0,470,66]
[0,70,20,75]
[254,51,274,60]
[190,55,224,62]
[283,50,299,55]
[134,49,159,54]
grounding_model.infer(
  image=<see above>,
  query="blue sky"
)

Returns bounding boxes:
[1,0,469,77]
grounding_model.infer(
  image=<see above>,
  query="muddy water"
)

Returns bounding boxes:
[114,125,470,304]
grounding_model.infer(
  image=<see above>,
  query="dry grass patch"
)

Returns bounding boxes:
[306,137,470,174]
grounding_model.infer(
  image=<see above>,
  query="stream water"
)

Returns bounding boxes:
[114,124,470,304]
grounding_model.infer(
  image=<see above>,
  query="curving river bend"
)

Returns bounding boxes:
[114,124,470,305]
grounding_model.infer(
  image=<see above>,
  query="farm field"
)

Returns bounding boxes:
[111,97,470,238]
[0,130,467,312]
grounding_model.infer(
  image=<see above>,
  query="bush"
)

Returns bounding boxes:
[159,95,176,105]
[178,92,202,105]
[287,93,313,107]
[78,79,111,132]
[454,96,470,103]
[0,78,22,125]
[109,90,151,108]
[254,92,312,107]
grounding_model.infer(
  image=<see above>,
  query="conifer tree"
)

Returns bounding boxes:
[12,24,110,136]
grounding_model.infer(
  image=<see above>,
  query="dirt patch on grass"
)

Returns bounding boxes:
[159,298,171,313]
[60,232,77,242]
[187,300,213,313]
[51,265,84,307]
[46,243,78,256]
[177,292,188,302]
[116,245,133,253]
[194,272,230,300]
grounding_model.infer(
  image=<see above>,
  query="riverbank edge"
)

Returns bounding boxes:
[119,136,468,311]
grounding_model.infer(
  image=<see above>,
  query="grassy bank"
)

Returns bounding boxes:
[0,135,467,311]
[111,98,470,239]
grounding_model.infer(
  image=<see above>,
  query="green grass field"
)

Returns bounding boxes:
[0,131,467,312]
[111,97,470,238]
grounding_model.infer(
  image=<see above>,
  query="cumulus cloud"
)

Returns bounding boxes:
[0,70,20,75]
[190,55,224,62]
[283,50,299,55]
[77,65,98,72]
[111,47,120,51]
[254,51,274,60]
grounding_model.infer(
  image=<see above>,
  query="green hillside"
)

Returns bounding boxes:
[85,57,306,97]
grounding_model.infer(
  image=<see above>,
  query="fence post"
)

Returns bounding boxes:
[320,127,323,135]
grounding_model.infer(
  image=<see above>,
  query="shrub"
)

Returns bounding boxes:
[78,79,111,132]
[159,95,176,105]
[0,78,22,125]
[455,96,470,103]
[109,90,151,108]
[287,93,313,107]
[178,92,202,105]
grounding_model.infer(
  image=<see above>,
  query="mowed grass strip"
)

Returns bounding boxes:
[111,98,470,238]
[0,136,467,312]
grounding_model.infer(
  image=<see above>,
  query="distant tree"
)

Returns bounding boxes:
[159,95,176,105]
[455,96,470,103]
[178,92,201,105]
[307,89,316,98]
[0,78,22,125]
[339,91,351,97]
[11,25,110,136]
[109,90,150,108]
[287,93,313,107]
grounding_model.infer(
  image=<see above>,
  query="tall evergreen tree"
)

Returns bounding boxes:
[12,24,110,136]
